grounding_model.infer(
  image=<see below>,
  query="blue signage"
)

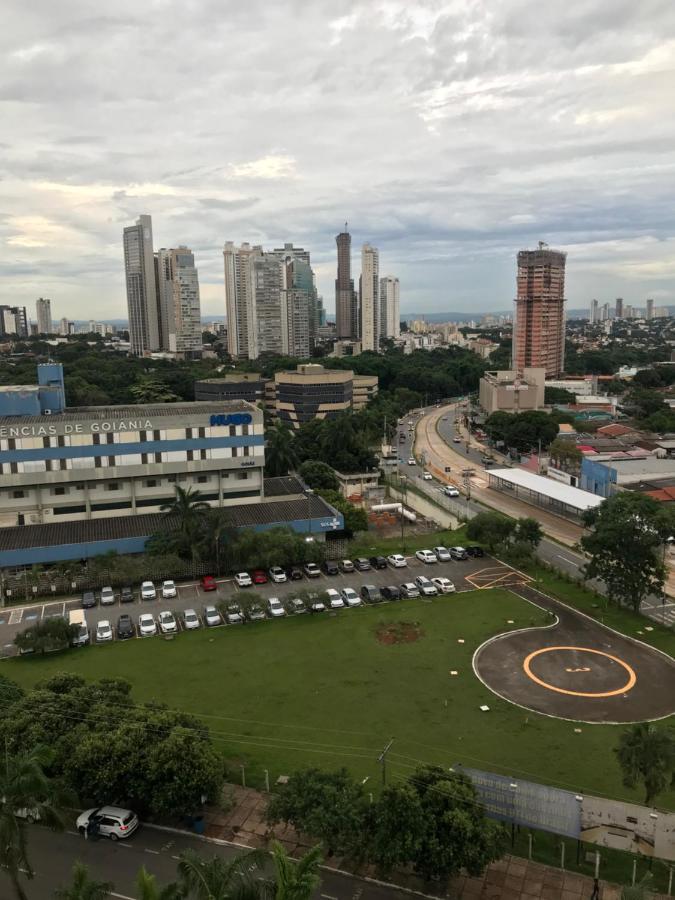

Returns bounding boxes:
[210,413,253,427]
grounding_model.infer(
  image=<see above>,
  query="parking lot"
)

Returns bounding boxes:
[0,550,532,657]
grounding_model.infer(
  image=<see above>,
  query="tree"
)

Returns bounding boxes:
[548,438,582,475]
[316,490,368,535]
[367,784,425,875]
[160,485,210,561]
[466,512,515,552]
[135,866,180,900]
[621,874,654,899]
[14,618,79,656]
[544,386,576,404]
[514,517,543,548]
[623,388,666,420]
[614,723,675,806]
[298,461,340,492]
[130,375,180,403]
[268,841,323,900]
[0,747,70,900]
[266,423,299,477]
[582,493,675,613]
[53,862,114,900]
[174,847,267,900]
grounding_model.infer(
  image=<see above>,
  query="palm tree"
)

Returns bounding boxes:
[135,866,181,900]
[268,842,322,900]
[161,485,211,561]
[174,847,268,900]
[53,862,114,900]
[265,424,298,478]
[0,746,71,900]
[615,723,675,805]
[204,508,237,575]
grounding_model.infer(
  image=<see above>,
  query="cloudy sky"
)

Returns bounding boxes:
[2,0,674,322]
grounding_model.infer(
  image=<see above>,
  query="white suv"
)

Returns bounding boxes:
[267,597,286,618]
[76,806,139,841]
[326,589,344,609]
[140,581,156,601]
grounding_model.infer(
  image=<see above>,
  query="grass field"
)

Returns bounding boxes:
[6,585,674,812]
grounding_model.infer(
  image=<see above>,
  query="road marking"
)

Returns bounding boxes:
[8,609,22,625]
[321,894,339,899]
[144,847,160,854]
[556,554,579,565]
[111,893,136,899]
[523,646,637,698]
[66,830,79,836]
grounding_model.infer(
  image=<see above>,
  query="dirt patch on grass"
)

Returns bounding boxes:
[376,621,424,645]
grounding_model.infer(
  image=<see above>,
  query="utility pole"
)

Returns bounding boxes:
[378,738,394,786]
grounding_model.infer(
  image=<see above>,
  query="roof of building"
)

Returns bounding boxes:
[0,400,256,426]
[557,423,577,433]
[488,467,603,511]
[596,423,638,437]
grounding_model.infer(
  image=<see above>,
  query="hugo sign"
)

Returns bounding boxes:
[210,413,253,427]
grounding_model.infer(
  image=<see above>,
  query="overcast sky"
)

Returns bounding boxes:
[2,0,674,322]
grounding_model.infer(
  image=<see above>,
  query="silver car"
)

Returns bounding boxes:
[95,620,113,642]
[183,609,201,630]
[99,586,115,606]
[76,806,138,841]
[203,605,221,627]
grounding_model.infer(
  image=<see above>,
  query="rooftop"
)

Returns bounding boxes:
[488,467,604,512]
[0,399,256,426]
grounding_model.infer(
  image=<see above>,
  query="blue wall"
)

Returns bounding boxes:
[580,457,617,498]
[0,388,42,417]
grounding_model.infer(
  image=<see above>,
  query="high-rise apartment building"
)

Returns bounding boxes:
[0,306,28,338]
[589,298,598,324]
[600,302,610,321]
[646,298,654,321]
[36,298,52,335]
[380,276,400,339]
[58,317,73,336]
[512,242,567,378]
[156,247,203,357]
[223,242,261,359]
[359,243,380,352]
[615,297,624,319]
[123,215,160,355]
[335,226,358,339]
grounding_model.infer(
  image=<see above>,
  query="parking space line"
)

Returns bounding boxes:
[8,608,23,626]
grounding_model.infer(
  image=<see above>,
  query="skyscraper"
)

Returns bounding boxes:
[335,226,357,339]
[123,215,160,355]
[646,298,654,321]
[589,298,598,324]
[223,242,262,359]
[359,243,380,352]
[380,276,400,338]
[36,298,52,335]
[615,297,624,319]
[512,242,567,378]
[600,302,610,321]
[0,306,28,337]
[156,247,203,357]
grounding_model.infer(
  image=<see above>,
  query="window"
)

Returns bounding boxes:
[167,475,177,483]
[236,472,248,480]
[145,478,158,488]
[106,483,120,491]
[52,487,66,496]
[12,490,25,499]
[196,475,208,484]
[198,427,206,438]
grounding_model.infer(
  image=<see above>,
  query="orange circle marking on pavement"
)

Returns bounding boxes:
[522,646,637,698]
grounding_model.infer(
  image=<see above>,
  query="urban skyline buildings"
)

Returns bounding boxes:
[359,243,380,352]
[380,276,401,339]
[123,214,160,355]
[36,297,52,335]
[335,226,358,340]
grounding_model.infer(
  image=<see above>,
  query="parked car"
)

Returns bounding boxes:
[76,806,139,841]
[224,604,245,625]
[120,586,134,603]
[340,587,361,607]
[117,614,134,640]
[286,566,303,581]
[381,585,402,601]
[423,471,432,480]
[161,580,177,599]
[399,582,420,598]
[407,458,416,465]
[360,584,381,604]
[287,597,307,615]
[450,546,468,560]
[444,486,460,497]
[354,558,371,572]
[234,572,252,588]
[96,620,113,643]
[308,593,326,613]
[140,581,156,601]
[414,576,438,597]
[387,553,407,568]
[203,605,222,627]
[323,560,339,576]
[183,609,201,630]
[369,556,387,570]
[100,586,115,606]
[303,562,321,578]
[466,546,485,558]
[415,549,437,564]
[431,577,456,594]
[267,597,286,618]
[81,591,97,609]
[158,610,177,634]
[340,559,355,573]
[138,613,157,637]
[201,575,217,591]
[325,588,344,609]
[433,546,452,562]
[269,566,287,584]
[252,570,268,585]
[246,603,266,621]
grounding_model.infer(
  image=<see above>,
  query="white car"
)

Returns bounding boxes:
[309,594,326,612]
[340,587,361,607]
[138,613,157,636]
[433,546,452,562]
[140,581,156,601]
[268,567,287,584]
[415,549,438,564]
[407,458,416,466]
[423,471,432,481]
[161,580,177,599]
[183,609,200,630]
[76,806,139,841]
[158,610,177,634]
[326,588,344,609]
[203,605,221,627]
[267,597,286,618]
[234,572,252,588]
[415,575,438,596]
[95,620,113,642]
[452,436,462,443]
[431,577,456,594]
[99,586,115,606]
[444,486,460,497]
[387,553,407,568]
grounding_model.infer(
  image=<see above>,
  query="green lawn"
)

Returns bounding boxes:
[6,587,674,811]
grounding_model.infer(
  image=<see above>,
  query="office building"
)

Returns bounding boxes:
[195,374,267,405]
[271,364,378,429]
[335,226,358,339]
[512,242,567,378]
[0,306,28,338]
[646,298,654,321]
[380,276,400,339]
[479,368,545,414]
[156,246,203,357]
[589,299,598,324]
[123,215,161,355]
[36,298,52,335]
[359,243,380,352]
[615,297,624,319]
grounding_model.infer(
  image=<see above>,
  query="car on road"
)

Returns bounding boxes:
[81,591,97,609]
[450,546,468,560]
[120,586,134,603]
[444,486,460,497]
[399,582,420,598]
[308,593,326,612]
[234,572,252,588]
[158,610,177,634]
[423,471,432,480]
[183,609,201,630]
[100,586,115,606]
[415,549,437,564]
[387,553,407,568]
[323,560,339,576]
[354,557,371,572]
[381,585,402,601]
[286,566,303,581]
[269,566,287,583]
[287,597,307,615]
[224,604,245,625]
[407,457,416,465]
[96,620,113,643]
[140,581,156,601]
[161,580,177,599]
[267,597,285,618]
[466,546,485,558]
[246,603,266,621]
[360,584,381,604]
[203,605,222,627]
[325,588,344,609]
[117,614,134,640]
[340,587,361,607]
[431,577,456,594]
[252,570,268,585]
[433,546,452,562]
[452,436,461,443]
[415,576,438,597]
[76,806,139,841]
[303,562,321,578]
[480,456,493,465]
[201,575,217,591]
[138,613,157,637]
[340,559,355,573]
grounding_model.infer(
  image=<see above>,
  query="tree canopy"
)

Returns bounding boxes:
[614,723,675,806]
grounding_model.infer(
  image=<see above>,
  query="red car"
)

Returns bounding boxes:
[251,570,268,585]
[200,575,217,592]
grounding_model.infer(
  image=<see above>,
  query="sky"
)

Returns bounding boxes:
[1,0,675,322]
